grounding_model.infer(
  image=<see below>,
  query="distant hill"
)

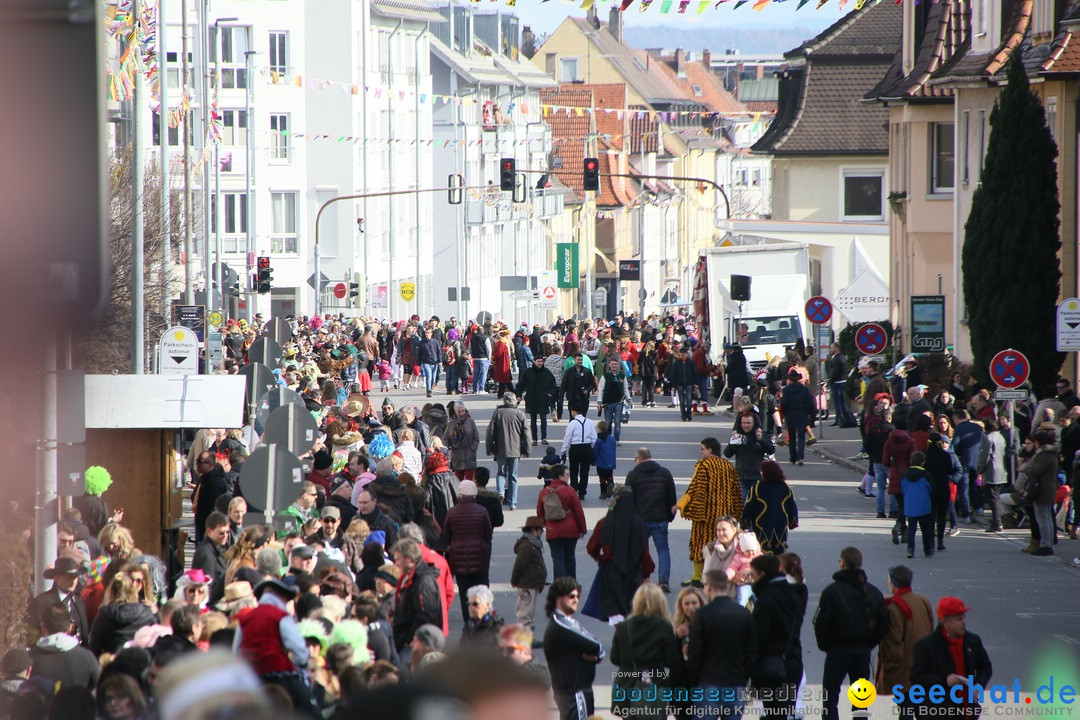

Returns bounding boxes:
[624,25,821,55]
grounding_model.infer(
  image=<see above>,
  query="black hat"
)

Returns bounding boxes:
[313,450,333,471]
[255,577,298,600]
[43,557,80,579]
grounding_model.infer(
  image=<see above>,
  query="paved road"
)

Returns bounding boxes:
[387,387,1080,716]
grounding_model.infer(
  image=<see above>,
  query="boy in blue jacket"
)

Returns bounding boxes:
[593,421,617,500]
[537,445,562,487]
[902,451,935,559]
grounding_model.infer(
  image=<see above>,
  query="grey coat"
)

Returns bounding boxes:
[447,415,479,471]
[980,430,1008,486]
[486,405,530,459]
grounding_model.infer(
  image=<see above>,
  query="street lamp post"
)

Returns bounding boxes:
[212,17,237,312]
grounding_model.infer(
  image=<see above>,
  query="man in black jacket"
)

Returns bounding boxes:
[191,511,230,606]
[357,490,399,548]
[813,547,889,720]
[561,354,596,414]
[29,604,100,690]
[908,596,992,719]
[624,446,677,593]
[417,326,442,398]
[828,344,857,427]
[391,539,444,655]
[27,558,89,646]
[687,570,756,718]
[193,452,230,544]
[667,346,699,422]
[543,577,604,720]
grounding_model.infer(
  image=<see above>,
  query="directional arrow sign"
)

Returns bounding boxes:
[855,323,887,355]
[1057,298,1080,351]
[307,272,329,290]
[989,349,1030,389]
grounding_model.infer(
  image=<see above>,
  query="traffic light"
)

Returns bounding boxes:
[349,282,359,300]
[583,157,600,192]
[499,157,516,191]
[257,256,272,294]
[448,173,464,205]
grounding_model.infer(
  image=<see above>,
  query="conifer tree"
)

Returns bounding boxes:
[962,54,1063,389]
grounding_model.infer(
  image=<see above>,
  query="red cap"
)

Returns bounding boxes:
[937,596,972,619]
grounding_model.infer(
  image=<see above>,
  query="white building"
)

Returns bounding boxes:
[132,0,441,320]
[429,3,562,325]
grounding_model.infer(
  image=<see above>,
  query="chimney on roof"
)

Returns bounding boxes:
[587,6,600,30]
[608,5,623,43]
[675,49,687,78]
[702,49,711,68]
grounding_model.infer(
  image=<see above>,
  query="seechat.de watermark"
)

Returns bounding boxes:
[882,677,1078,715]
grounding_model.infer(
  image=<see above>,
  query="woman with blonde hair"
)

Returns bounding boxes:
[88,572,156,655]
[610,583,688,719]
[224,525,270,585]
[672,586,707,657]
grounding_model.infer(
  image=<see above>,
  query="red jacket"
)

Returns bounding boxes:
[237,604,293,675]
[419,544,453,636]
[883,429,915,495]
[536,478,587,540]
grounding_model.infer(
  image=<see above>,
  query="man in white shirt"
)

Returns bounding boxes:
[560,406,598,500]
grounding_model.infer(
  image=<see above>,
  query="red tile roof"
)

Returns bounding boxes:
[541,83,637,207]
[643,51,748,115]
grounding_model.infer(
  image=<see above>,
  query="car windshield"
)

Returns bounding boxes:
[739,316,802,347]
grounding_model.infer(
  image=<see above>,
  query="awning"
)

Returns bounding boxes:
[372,0,446,23]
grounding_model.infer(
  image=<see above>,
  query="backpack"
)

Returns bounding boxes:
[442,344,455,365]
[542,486,567,521]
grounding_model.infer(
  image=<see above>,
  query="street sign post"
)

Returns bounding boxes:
[157,326,199,376]
[509,290,538,302]
[248,337,284,368]
[238,444,305,525]
[262,404,319,456]
[1057,298,1080,351]
[207,310,224,329]
[989,349,1030,389]
[267,317,293,346]
[255,387,307,431]
[804,296,833,325]
[993,389,1029,401]
[307,272,329,290]
[855,323,887,355]
[173,304,207,342]
[206,332,224,370]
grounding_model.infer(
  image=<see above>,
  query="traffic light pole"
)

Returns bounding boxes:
[314,185,484,318]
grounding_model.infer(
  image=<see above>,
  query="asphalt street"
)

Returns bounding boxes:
[416,386,1080,718]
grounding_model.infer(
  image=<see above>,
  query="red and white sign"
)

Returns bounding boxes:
[333,282,348,300]
[538,270,558,310]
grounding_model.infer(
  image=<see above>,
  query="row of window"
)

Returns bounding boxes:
[153,111,290,160]
[209,191,297,254]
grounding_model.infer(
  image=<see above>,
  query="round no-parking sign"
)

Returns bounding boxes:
[855,323,887,355]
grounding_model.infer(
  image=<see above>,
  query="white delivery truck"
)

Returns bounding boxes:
[699,244,812,371]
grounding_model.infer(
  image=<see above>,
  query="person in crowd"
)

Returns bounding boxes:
[487,392,530,510]
[668,345,699,422]
[407,624,445,675]
[597,357,631,445]
[193,452,231,545]
[536,464,588,581]
[610,583,688,720]
[624,446,677,594]
[592,421,618,500]
[390,539,444,654]
[192,511,230,606]
[672,585,706,659]
[780,369,816,466]
[471,466,504,533]
[226,496,247,547]
[517,353,558,446]
[681,437,743,587]
[884,412,916,545]
[234,577,318,717]
[909,597,993,718]
[0,649,32,719]
[1019,429,1060,556]
[639,341,659,408]
[726,411,777,501]
[511,516,547,631]
[446,402,480,481]
[814,547,889,720]
[368,459,414,526]
[925,432,962,550]
[279,482,320,536]
[902,452,935,558]
[87,572,156,656]
[543,577,604,720]
[30,604,100,690]
[304,506,362,575]
[686,570,756,719]
[951,409,986,523]
[442,480,493,622]
[95,671,148,720]
[560,405,598,500]
[29,557,89,646]
[748,554,807,719]
[544,344,568,422]
[742,460,799,555]
[876,565,934,713]
[397,523,454,638]
[461,585,504,647]
[356,489,399,549]
[584,488,654,624]
[497,624,550,682]
[422,448,459,531]
[827,343,856,427]
[561,353,597,416]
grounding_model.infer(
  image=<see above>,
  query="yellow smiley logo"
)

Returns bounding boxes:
[848,678,877,708]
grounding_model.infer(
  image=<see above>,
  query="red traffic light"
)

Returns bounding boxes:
[502,160,514,170]
[585,159,598,171]
[257,255,270,269]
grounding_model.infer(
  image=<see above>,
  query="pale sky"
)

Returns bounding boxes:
[509,0,840,35]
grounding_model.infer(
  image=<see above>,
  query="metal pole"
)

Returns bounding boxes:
[199,0,211,306]
[213,22,226,314]
[245,46,255,321]
[159,0,172,319]
[415,26,426,318]
[181,0,193,303]
[526,186,533,328]
[387,19,404,322]
[314,242,321,317]
[360,0,370,317]
[132,0,145,374]
[34,333,58,595]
